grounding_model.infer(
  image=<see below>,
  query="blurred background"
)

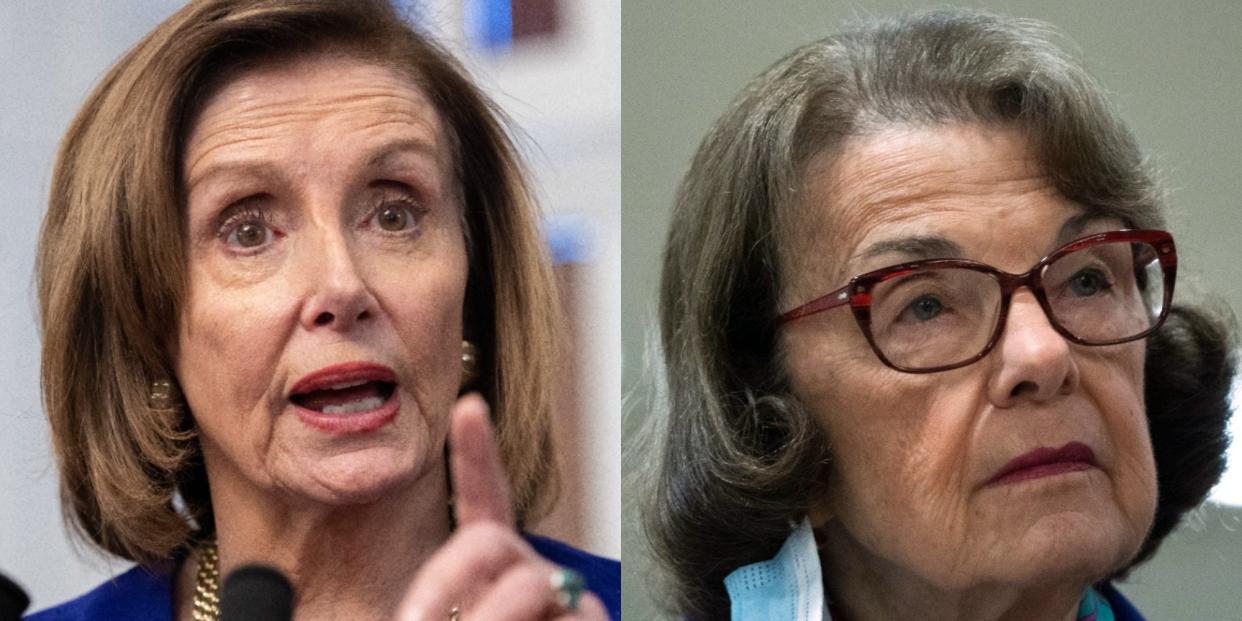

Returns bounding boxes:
[621,1,1241,619]
[0,0,618,612]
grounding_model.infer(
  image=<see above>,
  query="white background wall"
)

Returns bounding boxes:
[0,0,619,612]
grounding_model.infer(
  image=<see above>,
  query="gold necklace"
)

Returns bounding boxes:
[191,539,221,621]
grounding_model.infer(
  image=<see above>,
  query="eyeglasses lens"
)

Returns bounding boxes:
[1042,241,1165,342]
[866,241,1166,371]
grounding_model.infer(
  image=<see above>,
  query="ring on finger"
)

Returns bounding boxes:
[548,567,585,612]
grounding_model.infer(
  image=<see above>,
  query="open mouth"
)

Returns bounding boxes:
[288,362,401,434]
[290,380,396,414]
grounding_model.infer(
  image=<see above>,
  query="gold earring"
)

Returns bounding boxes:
[149,379,176,410]
[461,340,479,386]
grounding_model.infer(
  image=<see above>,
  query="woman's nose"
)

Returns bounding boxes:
[298,232,376,332]
[986,289,1080,407]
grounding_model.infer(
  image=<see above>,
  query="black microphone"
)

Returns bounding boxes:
[0,571,30,621]
[219,565,293,621]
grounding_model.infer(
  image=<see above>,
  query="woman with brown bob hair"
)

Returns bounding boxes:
[31,1,617,619]
[646,8,1235,620]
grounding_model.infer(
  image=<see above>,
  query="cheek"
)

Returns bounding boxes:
[790,326,996,580]
[175,271,291,421]
[825,380,981,530]
[790,325,981,530]
[372,248,469,398]
[387,278,464,363]
[1085,346,1157,531]
[173,269,297,479]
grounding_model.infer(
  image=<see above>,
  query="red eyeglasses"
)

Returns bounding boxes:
[777,229,1177,373]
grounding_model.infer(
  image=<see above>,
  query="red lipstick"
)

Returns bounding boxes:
[290,362,397,395]
[289,362,399,435]
[988,442,1097,486]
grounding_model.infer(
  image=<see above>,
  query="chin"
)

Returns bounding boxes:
[291,447,425,506]
[988,509,1143,588]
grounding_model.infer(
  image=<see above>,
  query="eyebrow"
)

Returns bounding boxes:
[1056,211,1113,243]
[186,161,285,195]
[856,211,1118,263]
[365,137,442,170]
[858,235,964,262]
[186,137,443,193]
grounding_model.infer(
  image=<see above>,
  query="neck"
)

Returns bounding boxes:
[819,525,1084,621]
[176,459,452,620]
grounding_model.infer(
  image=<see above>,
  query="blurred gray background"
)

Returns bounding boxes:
[621,1,1242,619]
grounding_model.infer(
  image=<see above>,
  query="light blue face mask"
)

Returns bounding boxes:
[723,518,828,621]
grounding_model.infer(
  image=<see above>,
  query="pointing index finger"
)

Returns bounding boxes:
[449,393,515,527]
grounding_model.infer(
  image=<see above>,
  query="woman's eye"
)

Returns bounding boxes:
[1069,269,1110,296]
[225,220,273,249]
[376,205,411,231]
[905,295,944,321]
[369,197,424,234]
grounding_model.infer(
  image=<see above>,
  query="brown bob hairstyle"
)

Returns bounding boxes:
[646,9,1237,619]
[37,0,560,565]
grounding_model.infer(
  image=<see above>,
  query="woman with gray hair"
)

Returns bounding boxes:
[646,8,1234,620]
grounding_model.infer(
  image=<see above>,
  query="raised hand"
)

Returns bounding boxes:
[395,394,608,621]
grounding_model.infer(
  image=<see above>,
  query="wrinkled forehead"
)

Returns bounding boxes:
[779,124,1119,306]
[182,49,454,192]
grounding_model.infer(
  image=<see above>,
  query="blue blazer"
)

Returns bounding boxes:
[25,534,620,621]
[1097,582,1147,621]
